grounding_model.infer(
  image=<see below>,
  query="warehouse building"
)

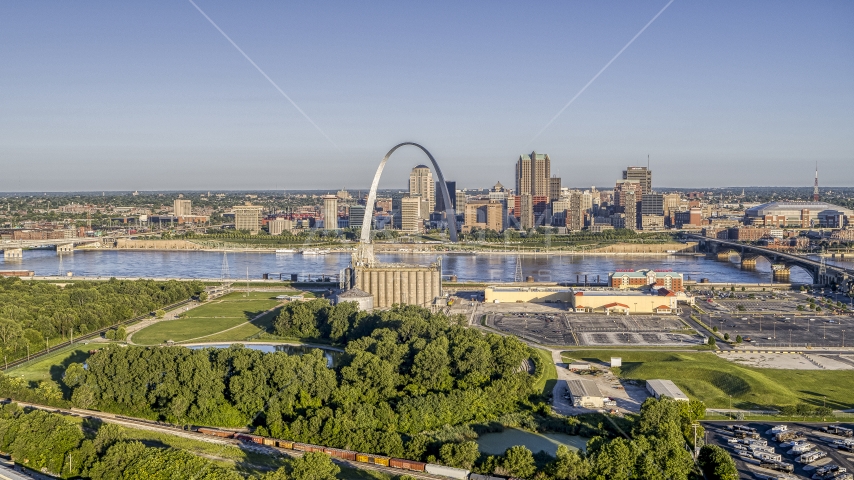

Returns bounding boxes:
[646,379,689,401]
[566,379,605,408]
[483,286,680,314]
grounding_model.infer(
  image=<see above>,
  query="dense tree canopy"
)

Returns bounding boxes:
[0,277,204,359]
[66,303,536,460]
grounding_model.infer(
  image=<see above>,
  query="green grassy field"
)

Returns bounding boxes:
[7,346,92,383]
[132,292,293,345]
[563,349,854,410]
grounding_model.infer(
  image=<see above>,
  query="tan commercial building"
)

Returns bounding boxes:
[516,151,551,197]
[173,199,192,217]
[233,203,264,234]
[400,196,422,233]
[463,200,503,233]
[483,286,679,314]
[268,218,294,235]
[409,165,435,219]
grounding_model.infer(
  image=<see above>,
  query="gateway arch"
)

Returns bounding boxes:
[345,143,454,308]
[355,143,458,265]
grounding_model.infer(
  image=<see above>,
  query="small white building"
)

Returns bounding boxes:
[567,379,605,408]
[610,357,622,368]
[646,379,689,401]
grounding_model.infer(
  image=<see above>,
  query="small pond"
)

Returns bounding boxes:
[187,343,342,368]
[476,428,589,456]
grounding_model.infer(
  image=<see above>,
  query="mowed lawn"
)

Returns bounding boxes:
[132,292,295,345]
[9,346,91,383]
[563,349,854,410]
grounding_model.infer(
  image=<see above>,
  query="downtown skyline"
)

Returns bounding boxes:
[2,1,852,191]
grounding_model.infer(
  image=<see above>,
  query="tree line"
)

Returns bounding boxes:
[0,403,340,479]
[0,277,205,360]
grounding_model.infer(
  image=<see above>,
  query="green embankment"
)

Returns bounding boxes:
[531,348,558,397]
[562,349,854,410]
[132,292,295,345]
[8,346,92,383]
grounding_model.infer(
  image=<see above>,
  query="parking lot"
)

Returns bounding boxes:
[482,303,704,346]
[704,421,854,480]
[699,312,854,349]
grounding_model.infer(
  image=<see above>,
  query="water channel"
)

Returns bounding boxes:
[476,428,589,455]
[5,249,850,284]
[186,343,342,368]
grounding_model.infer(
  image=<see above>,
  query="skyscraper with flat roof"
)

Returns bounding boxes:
[623,166,652,195]
[233,203,263,234]
[409,165,434,220]
[322,195,338,230]
[434,181,456,212]
[400,196,422,233]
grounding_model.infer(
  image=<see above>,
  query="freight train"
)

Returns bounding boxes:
[194,427,486,479]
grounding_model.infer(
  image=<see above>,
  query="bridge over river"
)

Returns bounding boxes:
[688,234,854,294]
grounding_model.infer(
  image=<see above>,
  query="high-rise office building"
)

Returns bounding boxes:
[409,165,434,220]
[173,199,192,217]
[567,191,585,232]
[623,191,638,230]
[322,195,339,230]
[463,200,503,233]
[519,194,534,230]
[349,205,366,230]
[400,196,422,233]
[623,166,652,195]
[641,194,664,216]
[549,177,561,202]
[455,190,467,217]
[516,151,551,198]
[434,181,456,213]
[233,203,264,234]
[614,180,640,209]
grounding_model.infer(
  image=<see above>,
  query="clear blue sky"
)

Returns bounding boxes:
[2,1,852,191]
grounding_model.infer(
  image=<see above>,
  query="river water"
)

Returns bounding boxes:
[4,249,852,284]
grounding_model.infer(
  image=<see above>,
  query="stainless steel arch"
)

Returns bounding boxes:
[360,142,458,245]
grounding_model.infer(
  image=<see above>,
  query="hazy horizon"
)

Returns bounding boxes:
[2,1,852,191]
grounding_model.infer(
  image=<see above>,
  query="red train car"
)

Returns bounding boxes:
[324,447,357,461]
[197,428,234,439]
[389,458,427,472]
[236,433,265,445]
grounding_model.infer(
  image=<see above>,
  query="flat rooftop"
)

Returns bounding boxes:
[647,379,689,401]
[567,379,603,398]
[571,289,650,297]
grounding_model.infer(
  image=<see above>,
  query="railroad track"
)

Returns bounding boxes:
[10,401,449,480]
[2,298,193,371]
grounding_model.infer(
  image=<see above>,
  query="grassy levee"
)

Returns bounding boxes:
[563,349,854,411]
[530,348,557,397]
[132,292,291,345]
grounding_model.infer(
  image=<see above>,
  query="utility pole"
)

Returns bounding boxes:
[692,423,700,460]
